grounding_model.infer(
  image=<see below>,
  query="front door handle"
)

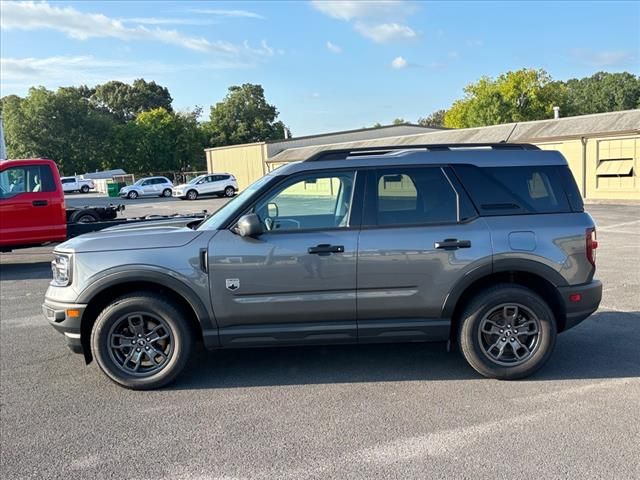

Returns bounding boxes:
[434,238,471,250]
[32,200,48,207]
[308,244,345,255]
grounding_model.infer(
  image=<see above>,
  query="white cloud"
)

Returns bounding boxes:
[0,2,274,59]
[355,22,417,43]
[311,0,418,44]
[187,9,264,19]
[310,1,415,21]
[391,56,408,69]
[570,49,636,67]
[326,41,342,53]
[119,17,217,26]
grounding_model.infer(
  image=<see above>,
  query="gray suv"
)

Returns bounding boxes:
[43,143,602,389]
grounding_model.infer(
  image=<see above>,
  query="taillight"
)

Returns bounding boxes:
[586,227,598,267]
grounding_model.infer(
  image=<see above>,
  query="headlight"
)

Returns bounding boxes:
[51,253,72,287]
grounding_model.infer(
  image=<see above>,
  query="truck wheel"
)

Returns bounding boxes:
[224,186,235,197]
[457,284,556,380]
[69,209,99,223]
[127,191,138,199]
[91,293,193,390]
[186,190,198,200]
[161,188,172,198]
[80,185,90,193]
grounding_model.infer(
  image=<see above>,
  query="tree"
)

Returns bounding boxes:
[418,110,446,128]
[92,79,173,122]
[206,84,288,146]
[564,72,640,116]
[1,86,116,174]
[392,118,408,125]
[444,69,567,128]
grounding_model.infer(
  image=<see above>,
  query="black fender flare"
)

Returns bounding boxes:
[441,258,568,318]
[77,265,217,335]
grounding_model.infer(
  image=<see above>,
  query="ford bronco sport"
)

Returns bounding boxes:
[43,143,602,389]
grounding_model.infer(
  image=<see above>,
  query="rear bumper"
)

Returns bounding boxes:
[42,299,87,353]
[558,280,602,331]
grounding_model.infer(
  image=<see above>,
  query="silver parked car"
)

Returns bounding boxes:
[119,176,173,199]
[44,143,602,389]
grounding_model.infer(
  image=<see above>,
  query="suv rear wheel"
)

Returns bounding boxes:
[91,293,193,390]
[458,284,556,380]
[224,186,235,197]
[161,188,172,197]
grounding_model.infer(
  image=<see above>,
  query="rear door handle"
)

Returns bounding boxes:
[32,200,48,207]
[434,238,471,250]
[308,244,345,255]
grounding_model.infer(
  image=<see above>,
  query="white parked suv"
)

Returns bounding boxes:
[172,173,238,200]
[119,176,174,199]
[61,176,95,193]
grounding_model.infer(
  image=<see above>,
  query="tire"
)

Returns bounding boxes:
[161,188,172,198]
[69,209,99,223]
[458,284,556,380]
[80,185,90,193]
[91,293,193,390]
[127,191,138,199]
[224,186,235,198]
[186,189,198,200]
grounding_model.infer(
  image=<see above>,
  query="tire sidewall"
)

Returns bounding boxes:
[128,191,138,199]
[162,188,172,197]
[187,190,197,200]
[91,296,191,389]
[224,187,235,197]
[81,185,89,193]
[459,286,556,379]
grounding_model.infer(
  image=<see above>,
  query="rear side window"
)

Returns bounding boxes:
[370,167,473,226]
[452,165,572,215]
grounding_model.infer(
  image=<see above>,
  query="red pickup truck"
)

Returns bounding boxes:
[0,158,207,252]
[0,158,68,250]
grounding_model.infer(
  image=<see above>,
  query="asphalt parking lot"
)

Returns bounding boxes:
[1,200,639,479]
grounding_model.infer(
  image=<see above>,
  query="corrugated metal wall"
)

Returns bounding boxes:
[206,143,266,190]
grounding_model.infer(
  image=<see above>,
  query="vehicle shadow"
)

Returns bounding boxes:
[174,310,640,390]
[0,262,52,281]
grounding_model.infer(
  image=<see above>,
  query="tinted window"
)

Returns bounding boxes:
[61,178,75,184]
[373,167,459,226]
[0,165,55,198]
[453,165,571,215]
[253,171,355,231]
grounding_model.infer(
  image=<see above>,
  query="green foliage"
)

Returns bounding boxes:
[206,84,289,146]
[442,69,639,128]
[418,110,446,128]
[92,79,173,122]
[564,72,640,116]
[392,118,408,125]
[444,69,567,128]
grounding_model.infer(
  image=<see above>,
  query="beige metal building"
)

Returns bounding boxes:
[206,110,640,201]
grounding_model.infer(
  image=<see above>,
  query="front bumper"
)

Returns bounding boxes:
[558,279,602,331]
[42,299,87,353]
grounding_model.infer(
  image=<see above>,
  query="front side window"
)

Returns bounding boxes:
[373,167,459,226]
[0,165,55,199]
[253,171,355,232]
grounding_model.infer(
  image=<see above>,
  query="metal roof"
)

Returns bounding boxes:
[268,110,640,164]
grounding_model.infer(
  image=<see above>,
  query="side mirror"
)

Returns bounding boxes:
[267,202,279,218]
[235,213,264,237]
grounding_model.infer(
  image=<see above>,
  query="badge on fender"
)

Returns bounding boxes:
[225,278,240,291]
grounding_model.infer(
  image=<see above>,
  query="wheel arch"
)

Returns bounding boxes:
[78,270,216,364]
[444,261,568,344]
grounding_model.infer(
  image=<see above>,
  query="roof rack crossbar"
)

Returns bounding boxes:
[304,143,540,162]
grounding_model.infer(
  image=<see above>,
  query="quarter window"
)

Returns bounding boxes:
[253,171,355,231]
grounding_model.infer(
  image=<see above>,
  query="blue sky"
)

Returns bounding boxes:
[1,1,639,136]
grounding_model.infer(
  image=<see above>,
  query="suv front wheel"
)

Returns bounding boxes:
[91,293,193,390]
[458,284,556,380]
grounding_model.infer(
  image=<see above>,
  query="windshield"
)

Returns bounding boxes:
[198,174,274,230]
[134,178,146,185]
[188,175,205,184]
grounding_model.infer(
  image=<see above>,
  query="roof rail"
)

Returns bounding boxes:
[304,142,540,162]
